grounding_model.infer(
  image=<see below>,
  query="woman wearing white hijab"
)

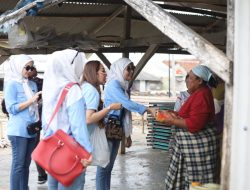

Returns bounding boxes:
[42,49,92,190]
[96,57,154,190]
[4,54,42,190]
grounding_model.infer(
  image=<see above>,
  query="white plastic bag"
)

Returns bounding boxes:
[8,21,33,48]
[90,127,110,167]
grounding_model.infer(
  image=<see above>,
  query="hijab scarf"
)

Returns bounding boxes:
[107,58,133,137]
[4,54,39,120]
[42,49,86,132]
[192,65,212,82]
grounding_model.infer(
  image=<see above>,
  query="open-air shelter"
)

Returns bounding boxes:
[0,0,249,189]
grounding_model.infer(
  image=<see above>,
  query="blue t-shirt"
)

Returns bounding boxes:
[81,82,100,135]
[4,80,38,138]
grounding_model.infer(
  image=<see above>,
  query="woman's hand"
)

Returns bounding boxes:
[110,103,122,110]
[147,107,157,117]
[81,154,93,167]
[163,113,177,126]
[126,136,132,148]
[30,91,42,103]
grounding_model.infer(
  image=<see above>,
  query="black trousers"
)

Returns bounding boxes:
[34,132,47,178]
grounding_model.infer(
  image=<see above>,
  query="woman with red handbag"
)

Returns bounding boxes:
[42,49,93,190]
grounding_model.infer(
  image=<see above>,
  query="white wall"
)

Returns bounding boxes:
[230,1,250,189]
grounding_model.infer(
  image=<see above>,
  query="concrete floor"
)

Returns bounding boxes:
[0,127,170,190]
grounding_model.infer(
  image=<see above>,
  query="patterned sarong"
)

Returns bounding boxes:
[165,125,219,190]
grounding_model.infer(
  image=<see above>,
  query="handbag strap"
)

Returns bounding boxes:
[118,108,124,121]
[45,82,77,131]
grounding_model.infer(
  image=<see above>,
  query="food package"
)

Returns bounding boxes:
[155,110,170,122]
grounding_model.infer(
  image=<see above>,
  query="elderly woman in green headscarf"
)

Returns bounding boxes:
[162,65,220,190]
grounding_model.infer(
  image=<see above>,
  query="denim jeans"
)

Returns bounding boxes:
[48,172,86,190]
[8,135,36,190]
[96,139,120,190]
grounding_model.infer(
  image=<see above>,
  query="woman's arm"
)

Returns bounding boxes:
[157,112,188,129]
[86,103,122,124]
[18,91,42,111]
[105,80,146,115]
[67,98,92,153]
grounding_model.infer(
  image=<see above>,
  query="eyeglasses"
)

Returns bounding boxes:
[24,65,35,71]
[126,65,135,72]
[71,51,79,65]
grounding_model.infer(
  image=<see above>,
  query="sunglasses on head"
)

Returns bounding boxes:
[71,51,79,65]
[24,65,35,71]
[126,65,135,72]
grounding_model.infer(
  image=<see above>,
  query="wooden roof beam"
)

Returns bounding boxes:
[131,44,159,82]
[89,6,125,35]
[96,52,111,68]
[123,0,231,84]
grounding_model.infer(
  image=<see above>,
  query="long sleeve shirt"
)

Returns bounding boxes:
[104,80,147,117]
[178,87,215,133]
[4,80,37,138]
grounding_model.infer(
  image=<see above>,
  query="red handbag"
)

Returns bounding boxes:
[32,83,90,187]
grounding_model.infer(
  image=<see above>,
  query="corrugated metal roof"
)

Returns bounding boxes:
[0,0,227,57]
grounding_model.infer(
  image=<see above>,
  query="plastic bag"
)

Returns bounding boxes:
[90,127,110,167]
[8,21,33,48]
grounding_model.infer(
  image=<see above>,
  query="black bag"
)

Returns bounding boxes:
[105,113,123,140]
[1,99,9,118]
[27,121,42,135]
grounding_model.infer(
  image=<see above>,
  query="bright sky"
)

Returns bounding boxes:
[88,53,195,77]
[0,53,195,78]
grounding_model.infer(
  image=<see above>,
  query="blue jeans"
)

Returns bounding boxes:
[8,135,36,190]
[96,139,120,190]
[48,172,86,190]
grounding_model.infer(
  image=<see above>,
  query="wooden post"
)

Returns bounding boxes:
[220,0,234,189]
[120,5,132,154]
[226,0,250,189]
[122,5,131,58]
[123,0,230,84]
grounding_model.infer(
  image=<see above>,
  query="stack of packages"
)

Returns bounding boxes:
[146,102,175,151]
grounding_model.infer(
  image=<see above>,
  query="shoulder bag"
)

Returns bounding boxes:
[32,83,90,187]
[105,109,124,140]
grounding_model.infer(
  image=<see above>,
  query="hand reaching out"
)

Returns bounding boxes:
[110,103,122,110]
[147,107,157,117]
